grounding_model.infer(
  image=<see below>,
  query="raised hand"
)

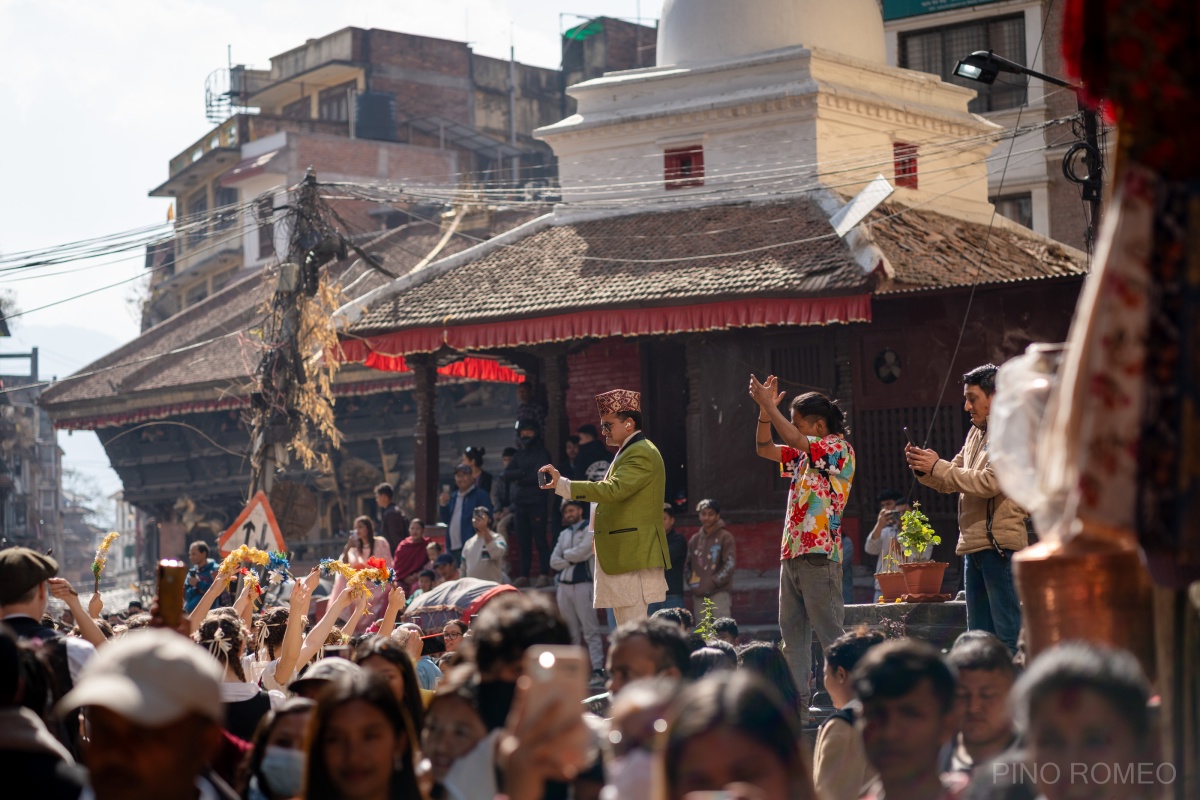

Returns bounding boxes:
[303,567,321,593]
[289,578,314,614]
[748,374,785,409]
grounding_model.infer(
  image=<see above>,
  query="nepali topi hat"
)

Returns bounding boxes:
[596,389,641,416]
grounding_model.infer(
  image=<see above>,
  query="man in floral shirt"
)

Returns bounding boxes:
[751,375,855,722]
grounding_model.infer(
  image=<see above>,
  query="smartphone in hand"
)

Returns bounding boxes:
[903,427,925,477]
[157,559,188,630]
[522,645,591,772]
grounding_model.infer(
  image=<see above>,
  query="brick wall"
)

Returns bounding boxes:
[292,135,457,184]
[366,29,471,76]
[565,339,643,434]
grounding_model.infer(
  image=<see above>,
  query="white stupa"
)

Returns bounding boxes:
[537,0,1000,224]
[656,0,886,67]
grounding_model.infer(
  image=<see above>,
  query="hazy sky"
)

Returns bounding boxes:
[0,0,656,499]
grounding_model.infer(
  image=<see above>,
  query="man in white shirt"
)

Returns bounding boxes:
[864,490,924,601]
[462,507,508,583]
[550,501,604,676]
[439,464,493,565]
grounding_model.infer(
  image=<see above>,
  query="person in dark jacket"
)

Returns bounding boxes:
[503,419,554,587]
[462,446,493,495]
[439,465,493,564]
[375,483,410,555]
[649,504,688,613]
[575,424,613,481]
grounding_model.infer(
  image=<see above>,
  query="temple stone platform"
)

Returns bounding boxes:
[743,599,967,649]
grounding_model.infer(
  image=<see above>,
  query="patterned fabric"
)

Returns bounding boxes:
[1136,174,1200,587]
[779,436,856,562]
[595,389,641,416]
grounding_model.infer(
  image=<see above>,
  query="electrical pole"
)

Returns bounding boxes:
[249,169,319,498]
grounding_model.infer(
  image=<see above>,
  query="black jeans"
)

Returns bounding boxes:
[514,501,550,578]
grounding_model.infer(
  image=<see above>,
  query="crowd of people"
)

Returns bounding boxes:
[0,372,1168,799]
[1,541,1164,800]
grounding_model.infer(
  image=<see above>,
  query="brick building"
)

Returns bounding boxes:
[142,23,655,329]
[882,0,1106,253]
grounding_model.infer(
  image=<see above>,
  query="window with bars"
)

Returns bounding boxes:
[319,81,357,122]
[185,282,208,307]
[899,14,1028,113]
[664,146,705,189]
[990,192,1034,229]
[894,143,919,189]
[187,189,208,250]
[257,196,276,260]
[213,187,238,231]
[282,96,310,120]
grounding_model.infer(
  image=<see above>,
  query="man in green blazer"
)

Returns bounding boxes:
[540,389,671,624]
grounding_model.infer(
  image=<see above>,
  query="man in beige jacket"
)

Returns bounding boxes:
[905,364,1026,653]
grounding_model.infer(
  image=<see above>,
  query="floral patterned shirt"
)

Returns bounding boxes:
[779,436,856,562]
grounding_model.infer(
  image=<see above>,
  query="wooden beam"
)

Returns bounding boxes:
[410,354,439,522]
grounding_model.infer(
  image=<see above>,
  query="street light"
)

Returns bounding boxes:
[953,50,1103,251]
[954,50,1073,89]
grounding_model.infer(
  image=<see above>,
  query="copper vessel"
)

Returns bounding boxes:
[1013,523,1156,682]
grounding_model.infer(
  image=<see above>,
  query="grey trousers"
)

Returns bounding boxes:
[557,581,605,670]
[779,556,845,720]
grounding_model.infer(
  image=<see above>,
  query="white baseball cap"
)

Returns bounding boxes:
[57,629,223,728]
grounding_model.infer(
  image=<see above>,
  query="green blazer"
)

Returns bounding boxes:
[568,433,671,576]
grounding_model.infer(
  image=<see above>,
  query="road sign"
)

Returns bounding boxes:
[218,491,287,555]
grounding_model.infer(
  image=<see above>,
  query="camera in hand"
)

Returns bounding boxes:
[540,470,554,487]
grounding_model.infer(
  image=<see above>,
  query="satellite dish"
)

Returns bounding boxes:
[875,349,901,384]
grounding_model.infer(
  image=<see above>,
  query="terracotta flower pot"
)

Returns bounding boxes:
[900,561,948,595]
[874,571,908,602]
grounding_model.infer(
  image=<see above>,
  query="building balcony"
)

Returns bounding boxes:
[246,114,350,140]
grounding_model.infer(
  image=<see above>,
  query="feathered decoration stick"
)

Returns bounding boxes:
[265,551,292,586]
[91,532,120,593]
[218,545,271,582]
[320,557,395,600]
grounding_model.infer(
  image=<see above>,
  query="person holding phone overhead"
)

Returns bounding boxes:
[539,390,671,625]
[750,374,855,725]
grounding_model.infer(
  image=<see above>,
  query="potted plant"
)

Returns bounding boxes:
[896,502,947,595]
[874,539,908,602]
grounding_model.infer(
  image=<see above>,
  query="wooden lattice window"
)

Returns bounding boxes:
[894,143,918,189]
[665,146,704,189]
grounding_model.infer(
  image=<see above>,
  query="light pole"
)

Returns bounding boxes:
[954,50,1103,251]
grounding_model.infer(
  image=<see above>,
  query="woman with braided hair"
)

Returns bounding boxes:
[198,614,285,741]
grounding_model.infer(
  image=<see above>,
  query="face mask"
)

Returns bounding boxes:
[259,745,306,798]
[477,680,518,730]
[602,749,655,800]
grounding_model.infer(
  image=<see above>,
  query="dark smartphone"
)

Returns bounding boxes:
[157,559,188,630]
[903,426,925,476]
[422,635,446,656]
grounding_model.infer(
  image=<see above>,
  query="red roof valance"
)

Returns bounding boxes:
[361,355,525,383]
[339,295,871,364]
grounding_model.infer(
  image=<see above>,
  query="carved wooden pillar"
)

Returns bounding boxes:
[410,355,439,522]
[541,349,570,462]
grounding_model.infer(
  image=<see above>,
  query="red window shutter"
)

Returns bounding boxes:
[894,142,918,189]
[665,146,705,190]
